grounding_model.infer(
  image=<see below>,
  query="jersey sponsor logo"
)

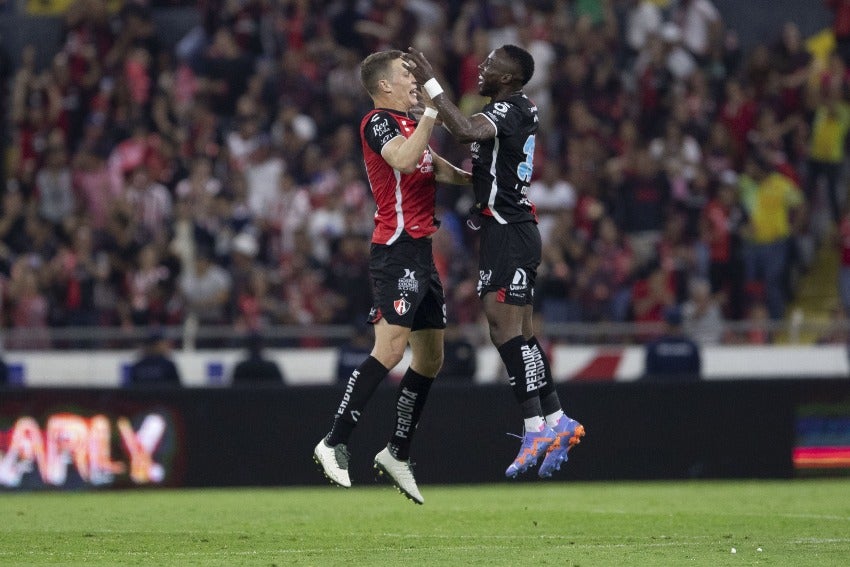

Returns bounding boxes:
[509,268,528,299]
[510,268,528,291]
[372,119,391,138]
[398,269,419,292]
[394,297,411,316]
[418,150,434,174]
[491,102,509,117]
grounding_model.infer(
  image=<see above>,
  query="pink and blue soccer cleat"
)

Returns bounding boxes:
[505,427,556,478]
[538,416,585,478]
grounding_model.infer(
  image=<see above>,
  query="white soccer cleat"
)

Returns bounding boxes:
[374,447,424,505]
[313,439,351,488]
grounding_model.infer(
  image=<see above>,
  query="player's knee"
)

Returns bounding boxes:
[372,342,406,369]
[488,327,513,348]
[413,351,442,377]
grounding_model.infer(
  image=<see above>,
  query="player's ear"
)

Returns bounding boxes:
[378,77,391,93]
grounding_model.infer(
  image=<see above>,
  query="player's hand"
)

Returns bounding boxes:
[401,47,436,84]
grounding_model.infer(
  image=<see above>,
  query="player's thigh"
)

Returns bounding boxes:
[482,292,526,345]
[371,318,412,369]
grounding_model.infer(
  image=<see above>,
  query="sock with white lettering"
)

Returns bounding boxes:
[327,356,389,446]
[498,335,543,419]
[387,368,434,461]
[528,336,563,417]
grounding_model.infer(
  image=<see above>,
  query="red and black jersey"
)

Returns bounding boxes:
[360,108,437,245]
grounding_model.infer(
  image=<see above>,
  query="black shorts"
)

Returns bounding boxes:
[367,233,447,330]
[477,219,541,306]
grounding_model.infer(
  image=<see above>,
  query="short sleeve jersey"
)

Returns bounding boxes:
[360,108,437,245]
[471,93,539,224]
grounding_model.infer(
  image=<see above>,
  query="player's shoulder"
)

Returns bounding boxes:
[484,93,536,117]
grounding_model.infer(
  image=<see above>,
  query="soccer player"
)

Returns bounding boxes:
[402,45,585,478]
[313,50,471,504]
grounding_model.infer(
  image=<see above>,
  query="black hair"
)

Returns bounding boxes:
[502,44,535,86]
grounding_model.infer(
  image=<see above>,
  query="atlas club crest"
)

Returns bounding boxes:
[394,298,411,316]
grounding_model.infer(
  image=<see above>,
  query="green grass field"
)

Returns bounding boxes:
[2,479,849,566]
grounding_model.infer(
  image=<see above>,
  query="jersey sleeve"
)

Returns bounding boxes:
[480,101,523,137]
[363,111,403,155]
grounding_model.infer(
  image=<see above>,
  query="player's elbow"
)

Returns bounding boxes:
[452,130,478,144]
[395,162,419,175]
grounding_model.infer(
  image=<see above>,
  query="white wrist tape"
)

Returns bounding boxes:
[423,78,444,98]
[422,107,438,119]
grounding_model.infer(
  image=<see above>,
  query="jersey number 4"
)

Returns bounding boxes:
[517,135,535,182]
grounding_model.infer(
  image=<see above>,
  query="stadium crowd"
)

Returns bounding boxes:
[0,0,847,349]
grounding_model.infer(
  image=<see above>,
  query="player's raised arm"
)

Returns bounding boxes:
[379,105,438,173]
[402,48,496,143]
[431,151,472,185]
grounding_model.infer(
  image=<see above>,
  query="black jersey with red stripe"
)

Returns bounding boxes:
[470,93,538,224]
[360,108,437,245]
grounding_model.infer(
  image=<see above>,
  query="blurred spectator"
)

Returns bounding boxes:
[0,186,30,271]
[196,27,253,117]
[47,222,112,329]
[631,261,677,335]
[681,277,726,344]
[127,329,181,387]
[738,154,805,319]
[827,0,850,67]
[592,215,635,322]
[741,300,774,344]
[5,258,52,350]
[806,82,850,224]
[700,170,748,318]
[625,0,663,61]
[123,165,173,241]
[613,147,671,269]
[123,243,171,327]
[35,140,75,227]
[772,22,812,116]
[179,245,232,326]
[643,305,702,380]
[672,0,722,62]
[529,161,576,244]
[231,333,285,385]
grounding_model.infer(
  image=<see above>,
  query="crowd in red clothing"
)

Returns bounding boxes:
[0,0,847,349]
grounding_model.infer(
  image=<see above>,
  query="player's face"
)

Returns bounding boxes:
[477,49,507,97]
[387,58,419,111]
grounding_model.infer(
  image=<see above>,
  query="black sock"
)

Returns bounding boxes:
[327,356,389,446]
[498,335,543,419]
[529,336,562,415]
[387,368,434,461]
